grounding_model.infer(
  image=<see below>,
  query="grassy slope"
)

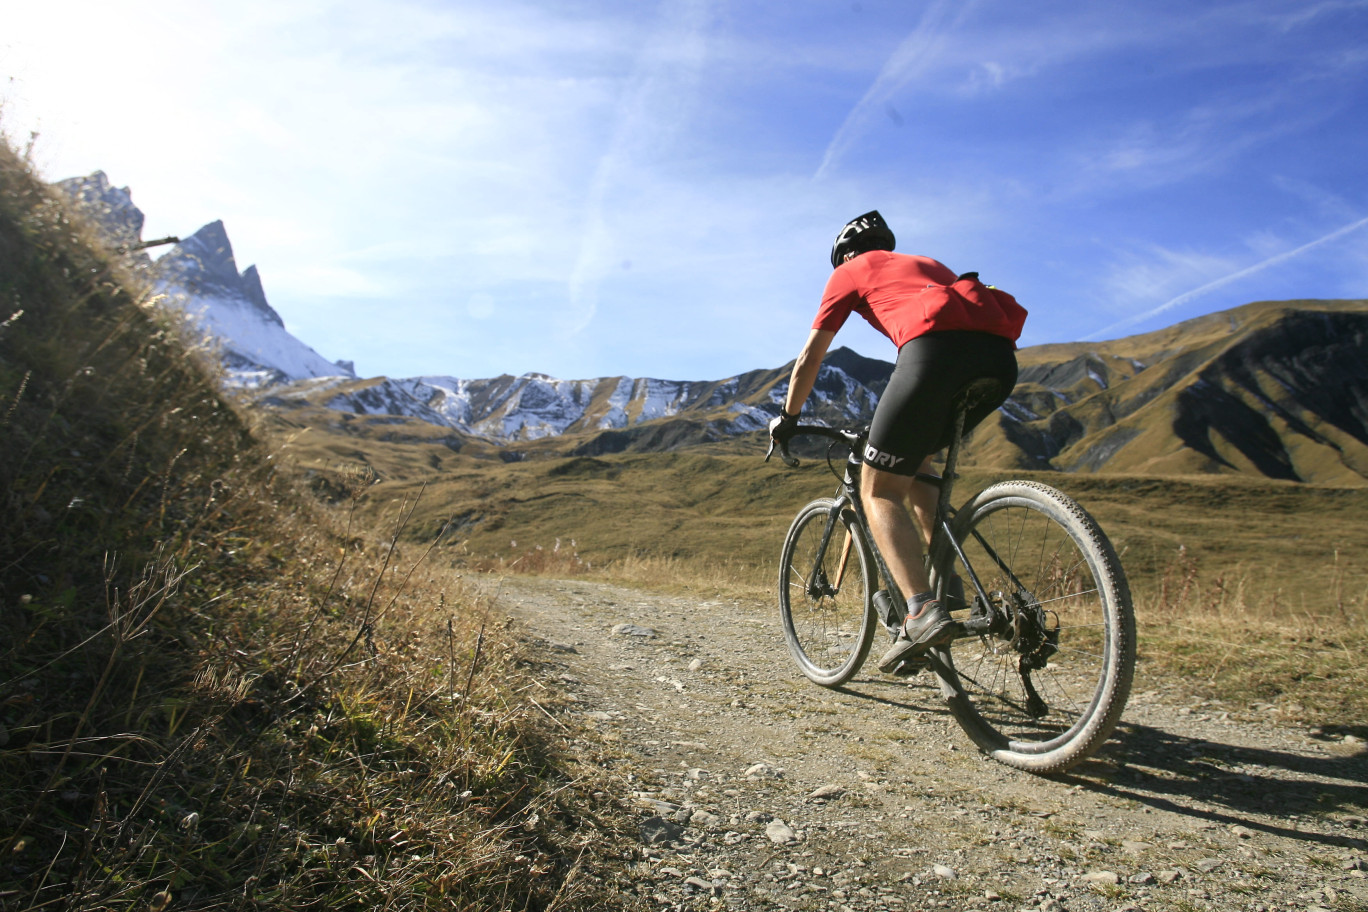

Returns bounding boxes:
[979,299,1368,483]
[272,416,1367,601]
[0,142,633,910]
[262,405,1368,726]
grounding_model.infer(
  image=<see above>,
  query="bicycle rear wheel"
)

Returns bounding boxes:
[930,481,1135,774]
[779,498,878,687]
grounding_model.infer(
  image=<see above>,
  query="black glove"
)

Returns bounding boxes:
[768,409,799,446]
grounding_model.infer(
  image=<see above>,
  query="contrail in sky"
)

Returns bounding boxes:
[814,0,976,181]
[568,0,710,335]
[1084,213,1368,341]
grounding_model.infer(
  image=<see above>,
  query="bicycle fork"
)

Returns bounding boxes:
[804,497,851,601]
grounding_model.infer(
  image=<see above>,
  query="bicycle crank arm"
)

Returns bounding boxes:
[949,615,995,638]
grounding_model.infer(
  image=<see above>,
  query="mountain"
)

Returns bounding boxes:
[971,299,1368,483]
[257,344,888,456]
[265,300,1368,484]
[53,171,1368,485]
[56,170,145,247]
[55,172,354,388]
[151,220,355,387]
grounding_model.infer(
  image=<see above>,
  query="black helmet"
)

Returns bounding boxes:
[830,210,895,269]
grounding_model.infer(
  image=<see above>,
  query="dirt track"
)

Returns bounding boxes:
[493,576,1367,912]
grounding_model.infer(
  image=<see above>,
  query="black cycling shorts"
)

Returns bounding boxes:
[862,331,1018,476]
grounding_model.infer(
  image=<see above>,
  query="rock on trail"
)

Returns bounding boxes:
[492,576,1368,912]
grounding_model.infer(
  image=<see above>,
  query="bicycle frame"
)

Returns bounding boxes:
[772,395,1136,772]
[774,401,1023,645]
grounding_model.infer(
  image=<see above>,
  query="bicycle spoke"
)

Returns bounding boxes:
[780,499,876,687]
[1031,589,1101,609]
[1049,643,1107,663]
[936,484,1133,770]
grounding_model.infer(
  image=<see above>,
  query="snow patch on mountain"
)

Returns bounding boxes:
[55,173,354,388]
[153,221,352,387]
[600,377,635,428]
[727,402,771,432]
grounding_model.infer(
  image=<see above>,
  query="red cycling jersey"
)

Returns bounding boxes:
[812,251,1027,347]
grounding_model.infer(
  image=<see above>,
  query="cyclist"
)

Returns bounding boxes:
[768,211,1026,673]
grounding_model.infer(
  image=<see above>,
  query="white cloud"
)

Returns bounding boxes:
[5,0,1367,380]
[1101,245,1242,314]
[814,0,981,180]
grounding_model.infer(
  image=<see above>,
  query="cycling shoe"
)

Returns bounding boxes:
[876,600,953,672]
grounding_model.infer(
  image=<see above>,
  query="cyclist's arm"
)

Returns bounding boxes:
[782,329,835,416]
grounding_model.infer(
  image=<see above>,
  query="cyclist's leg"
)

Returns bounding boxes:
[860,458,936,600]
[862,332,1002,606]
[905,459,939,551]
[863,332,1017,669]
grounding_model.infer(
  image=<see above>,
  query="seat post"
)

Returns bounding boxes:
[936,401,967,529]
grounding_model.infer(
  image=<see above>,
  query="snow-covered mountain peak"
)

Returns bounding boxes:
[157,222,286,330]
[239,265,278,326]
[55,172,352,388]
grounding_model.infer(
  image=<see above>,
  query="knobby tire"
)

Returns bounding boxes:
[778,498,878,687]
[928,481,1136,774]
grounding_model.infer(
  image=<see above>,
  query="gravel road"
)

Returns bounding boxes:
[492,576,1367,912]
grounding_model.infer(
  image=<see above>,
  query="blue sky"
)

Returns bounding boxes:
[4,0,1366,381]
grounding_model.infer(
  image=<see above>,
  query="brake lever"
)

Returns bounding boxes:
[765,436,800,468]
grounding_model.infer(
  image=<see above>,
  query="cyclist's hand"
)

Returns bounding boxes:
[766,411,800,466]
[768,410,798,445]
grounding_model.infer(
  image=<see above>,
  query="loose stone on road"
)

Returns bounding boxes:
[492,576,1368,912]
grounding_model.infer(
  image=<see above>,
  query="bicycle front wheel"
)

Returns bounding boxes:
[930,481,1135,774]
[779,498,878,687]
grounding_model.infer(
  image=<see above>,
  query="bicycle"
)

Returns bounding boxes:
[767,378,1135,774]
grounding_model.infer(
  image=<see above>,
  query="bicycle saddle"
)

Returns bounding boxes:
[952,376,1008,414]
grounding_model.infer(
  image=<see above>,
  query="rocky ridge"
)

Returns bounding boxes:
[55,172,354,388]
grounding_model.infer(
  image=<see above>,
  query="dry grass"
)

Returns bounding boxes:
[300,427,1365,730]
[477,521,1367,731]
[1132,545,1368,726]
[0,136,637,910]
[460,539,772,603]
[463,538,595,578]
[594,554,771,601]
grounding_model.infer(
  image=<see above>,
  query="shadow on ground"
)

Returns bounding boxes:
[819,668,1367,853]
[1065,720,1368,851]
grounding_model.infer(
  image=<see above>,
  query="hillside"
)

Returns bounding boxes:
[973,299,1368,483]
[1,144,625,910]
[258,299,1368,486]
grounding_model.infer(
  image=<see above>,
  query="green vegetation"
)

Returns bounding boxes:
[0,139,630,908]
